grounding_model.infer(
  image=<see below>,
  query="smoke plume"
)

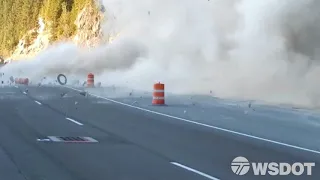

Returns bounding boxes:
[3,0,320,107]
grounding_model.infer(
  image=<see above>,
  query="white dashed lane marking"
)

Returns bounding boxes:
[34,100,42,105]
[66,117,83,126]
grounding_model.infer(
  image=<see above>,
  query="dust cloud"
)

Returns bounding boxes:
[2,0,320,108]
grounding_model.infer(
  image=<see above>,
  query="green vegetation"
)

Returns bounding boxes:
[0,0,95,57]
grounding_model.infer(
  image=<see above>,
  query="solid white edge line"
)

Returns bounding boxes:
[171,162,220,180]
[65,87,320,155]
[34,100,42,105]
[66,117,83,126]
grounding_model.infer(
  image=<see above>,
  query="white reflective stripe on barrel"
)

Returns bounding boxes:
[153,90,165,92]
[153,97,165,100]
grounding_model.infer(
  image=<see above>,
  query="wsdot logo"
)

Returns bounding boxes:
[231,156,250,175]
[231,156,315,176]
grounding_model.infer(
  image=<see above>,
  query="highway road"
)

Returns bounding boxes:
[0,85,319,180]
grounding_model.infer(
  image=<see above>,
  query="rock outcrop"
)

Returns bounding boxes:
[73,4,104,49]
[10,17,50,60]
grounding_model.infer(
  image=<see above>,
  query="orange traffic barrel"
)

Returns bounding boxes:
[87,73,94,87]
[23,78,29,85]
[152,82,165,105]
[18,78,23,84]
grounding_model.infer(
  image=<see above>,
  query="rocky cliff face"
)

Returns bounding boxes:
[9,4,103,60]
[73,4,104,49]
[10,17,50,60]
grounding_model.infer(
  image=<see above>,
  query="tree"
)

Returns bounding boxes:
[58,2,73,39]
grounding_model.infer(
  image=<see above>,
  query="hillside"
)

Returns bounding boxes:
[0,0,103,60]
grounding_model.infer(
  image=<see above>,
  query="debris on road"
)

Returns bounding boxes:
[132,101,138,105]
[129,90,134,96]
[79,91,88,97]
[75,101,79,110]
[9,76,14,83]
[60,92,68,98]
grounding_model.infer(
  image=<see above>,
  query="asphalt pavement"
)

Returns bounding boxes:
[0,85,319,180]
